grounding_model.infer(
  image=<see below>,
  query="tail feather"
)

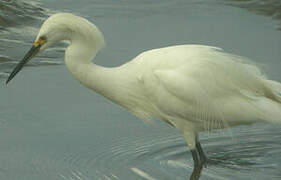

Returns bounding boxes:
[265,80,281,103]
[260,80,281,124]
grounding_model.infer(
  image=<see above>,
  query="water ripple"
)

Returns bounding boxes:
[47,125,281,179]
[0,0,63,77]
[0,0,46,28]
[223,0,281,30]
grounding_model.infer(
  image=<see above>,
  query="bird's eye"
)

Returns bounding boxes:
[33,35,47,47]
[40,35,47,41]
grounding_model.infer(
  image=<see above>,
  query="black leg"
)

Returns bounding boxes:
[196,141,207,167]
[191,149,200,167]
[190,149,203,180]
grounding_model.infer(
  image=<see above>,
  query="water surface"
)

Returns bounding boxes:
[0,0,281,180]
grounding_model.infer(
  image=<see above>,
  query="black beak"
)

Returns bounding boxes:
[6,44,41,84]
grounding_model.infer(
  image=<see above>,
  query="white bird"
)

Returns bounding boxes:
[6,13,281,179]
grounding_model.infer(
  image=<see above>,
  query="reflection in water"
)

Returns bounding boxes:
[224,0,281,30]
[0,55,11,62]
[0,1,64,80]
[190,165,202,180]
[134,124,281,180]
[0,0,281,180]
[0,0,46,28]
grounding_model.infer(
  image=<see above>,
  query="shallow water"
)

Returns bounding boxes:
[0,0,281,180]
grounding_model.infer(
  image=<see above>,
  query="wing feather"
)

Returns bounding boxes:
[148,46,268,130]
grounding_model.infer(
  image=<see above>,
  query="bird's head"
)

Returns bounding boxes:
[5,13,71,84]
[6,13,104,84]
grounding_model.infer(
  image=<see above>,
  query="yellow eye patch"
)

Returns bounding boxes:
[33,38,47,46]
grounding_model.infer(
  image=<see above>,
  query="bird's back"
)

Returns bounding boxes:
[123,45,281,131]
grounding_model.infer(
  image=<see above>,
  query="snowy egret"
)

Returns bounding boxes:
[6,13,281,179]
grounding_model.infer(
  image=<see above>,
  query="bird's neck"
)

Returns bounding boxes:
[65,44,129,105]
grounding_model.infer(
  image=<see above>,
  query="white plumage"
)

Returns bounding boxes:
[6,13,281,179]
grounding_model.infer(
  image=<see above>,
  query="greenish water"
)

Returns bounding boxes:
[0,0,281,179]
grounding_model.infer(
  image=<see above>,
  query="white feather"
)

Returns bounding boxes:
[18,13,281,149]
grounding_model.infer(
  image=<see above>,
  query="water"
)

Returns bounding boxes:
[1,0,281,179]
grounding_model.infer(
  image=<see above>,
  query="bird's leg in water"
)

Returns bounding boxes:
[190,149,203,180]
[196,141,207,167]
[191,149,200,168]
[183,131,203,179]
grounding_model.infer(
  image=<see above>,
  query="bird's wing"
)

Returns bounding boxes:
[151,68,231,131]
[141,46,268,130]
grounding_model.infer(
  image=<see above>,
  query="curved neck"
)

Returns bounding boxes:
[64,42,128,104]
